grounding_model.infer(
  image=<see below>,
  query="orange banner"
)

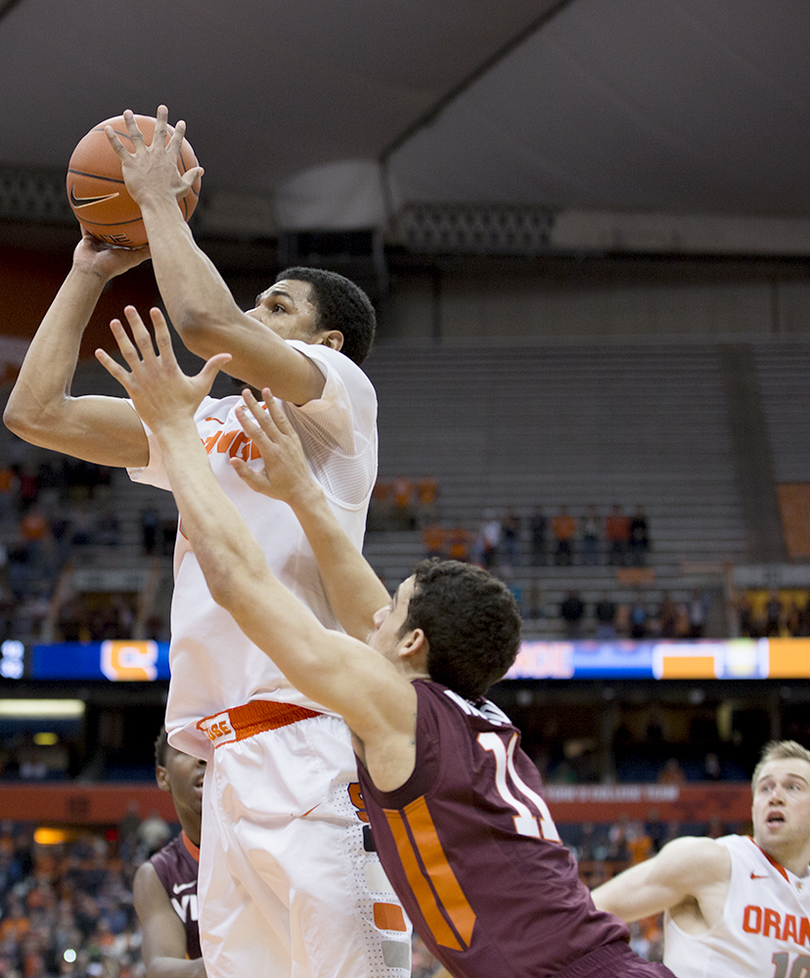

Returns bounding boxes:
[0,783,175,825]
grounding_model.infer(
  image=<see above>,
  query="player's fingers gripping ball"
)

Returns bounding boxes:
[66,114,201,248]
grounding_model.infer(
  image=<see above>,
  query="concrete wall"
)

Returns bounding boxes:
[381,262,810,343]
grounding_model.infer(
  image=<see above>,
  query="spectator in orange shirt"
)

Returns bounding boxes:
[657,757,686,786]
[0,895,31,943]
[626,821,654,865]
[552,506,576,566]
[0,465,18,521]
[605,505,630,566]
[445,526,471,563]
[19,506,51,573]
[392,476,415,530]
[422,523,446,559]
[414,476,439,529]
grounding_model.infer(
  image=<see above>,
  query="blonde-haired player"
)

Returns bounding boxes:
[592,740,810,978]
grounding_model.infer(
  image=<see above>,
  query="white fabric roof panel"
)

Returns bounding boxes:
[0,0,808,234]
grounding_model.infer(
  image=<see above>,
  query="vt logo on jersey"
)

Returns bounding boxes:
[171,891,198,923]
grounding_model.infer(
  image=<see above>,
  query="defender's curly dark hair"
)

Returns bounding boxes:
[398,559,522,701]
[275,266,376,366]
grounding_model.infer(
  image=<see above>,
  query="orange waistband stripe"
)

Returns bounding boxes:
[197,700,322,747]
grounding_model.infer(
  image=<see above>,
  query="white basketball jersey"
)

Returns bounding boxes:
[664,834,810,978]
[128,341,378,758]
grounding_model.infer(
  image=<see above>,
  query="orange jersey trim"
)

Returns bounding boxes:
[196,700,322,747]
[750,835,791,882]
[384,796,476,951]
[181,830,200,864]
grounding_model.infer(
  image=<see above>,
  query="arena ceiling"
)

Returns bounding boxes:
[0,0,809,253]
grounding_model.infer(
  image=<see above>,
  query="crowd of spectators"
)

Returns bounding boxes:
[13,452,809,652]
[735,588,810,638]
[0,807,447,978]
[415,502,653,576]
[416,503,652,573]
[550,588,711,641]
[3,452,704,650]
[411,500,719,639]
[0,806,736,976]
[486,503,652,569]
[0,446,173,646]
[0,822,143,977]
[367,476,439,532]
[0,453,117,643]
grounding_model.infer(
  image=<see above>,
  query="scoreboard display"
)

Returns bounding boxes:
[3,636,810,683]
[1,639,170,682]
[508,636,810,680]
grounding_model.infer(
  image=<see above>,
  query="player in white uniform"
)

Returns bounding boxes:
[592,740,810,978]
[131,340,407,978]
[4,107,410,978]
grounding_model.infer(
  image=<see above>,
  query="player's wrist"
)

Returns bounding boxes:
[69,261,113,287]
[138,190,191,219]
[153,413,200,444]
[290,479,328,519]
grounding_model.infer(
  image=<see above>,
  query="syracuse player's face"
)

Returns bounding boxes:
[752,758,810,857]
[247,279,319,342]
[367,576,416,662]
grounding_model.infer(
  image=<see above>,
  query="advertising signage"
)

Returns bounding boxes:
[1,637,809,683]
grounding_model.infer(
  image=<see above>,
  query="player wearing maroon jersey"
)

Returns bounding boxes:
[134,728,206,977]
[98,308,675,978]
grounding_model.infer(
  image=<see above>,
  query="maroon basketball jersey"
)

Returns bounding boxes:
[357,679,636,978]
[150,830,202,960]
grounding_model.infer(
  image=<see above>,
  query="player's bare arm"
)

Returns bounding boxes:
[107,106,326,404]
[591,835,731,932]
[3,232,150,466]
[230,388,389,641]
[96,307,418,787]
[133,861,207,978]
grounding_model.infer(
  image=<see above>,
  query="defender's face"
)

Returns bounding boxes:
[247,279,319,342]
[157,746,206,825]
[752,758,810,857]
[367,576,416,661]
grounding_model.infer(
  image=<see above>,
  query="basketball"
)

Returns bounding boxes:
[66,114,201,248]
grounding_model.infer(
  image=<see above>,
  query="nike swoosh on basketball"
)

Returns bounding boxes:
[751,872,768,879]
[172,880,196,894]
[69,186,120,209]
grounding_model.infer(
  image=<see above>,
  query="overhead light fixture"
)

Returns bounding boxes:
[0,700,85,718]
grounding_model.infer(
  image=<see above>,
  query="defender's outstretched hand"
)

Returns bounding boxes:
[95,306,230,433]
[231,388,316,506]
[232,386,390,638]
